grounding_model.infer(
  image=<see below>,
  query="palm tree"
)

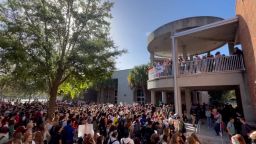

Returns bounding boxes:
[128,64,149,103]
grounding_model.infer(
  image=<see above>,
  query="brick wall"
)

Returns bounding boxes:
[236,0,256,113]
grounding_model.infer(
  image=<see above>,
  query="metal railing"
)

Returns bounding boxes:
[148,64,172,80]
[148,55,245,80]
[179,55,245,75]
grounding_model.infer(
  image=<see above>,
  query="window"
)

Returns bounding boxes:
[114,90,118,104]
[136,89,145,104]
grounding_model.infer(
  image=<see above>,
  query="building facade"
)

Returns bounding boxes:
[84,69,149,104]
[147,1,256,123]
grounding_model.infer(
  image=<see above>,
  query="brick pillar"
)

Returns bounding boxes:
[236,0,256,122]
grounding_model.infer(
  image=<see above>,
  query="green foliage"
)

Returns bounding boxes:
[128,64,149,102]
[209,90,236,104]
[128,64,149,89]
[222,90,236,102]
[0,0,125,99]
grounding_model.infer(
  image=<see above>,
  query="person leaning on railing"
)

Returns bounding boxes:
[233,47,243,57]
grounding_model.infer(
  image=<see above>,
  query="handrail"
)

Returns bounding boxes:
[148,55,245,80]
[148,64,173,80]
[179,55,245,75]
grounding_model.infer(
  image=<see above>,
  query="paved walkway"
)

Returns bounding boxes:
[185,121,230,144]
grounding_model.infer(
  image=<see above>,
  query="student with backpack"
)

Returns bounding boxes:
[108,131,120,144]
[120,128,134,144]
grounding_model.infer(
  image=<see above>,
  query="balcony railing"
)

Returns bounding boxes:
[148,64,172,80]
[148,55,245,80]
[179,55,245,75]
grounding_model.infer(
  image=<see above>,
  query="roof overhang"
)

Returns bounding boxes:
[172,16,239,56]
[151,17,239,58]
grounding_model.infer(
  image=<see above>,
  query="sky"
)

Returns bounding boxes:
[110,0,236,70]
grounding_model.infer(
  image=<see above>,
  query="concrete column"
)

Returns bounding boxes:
[174,87,182,115]
[172,37,182,115]
[162,91,167,104]
[150,52,154,62]
[151,91,156,105]
[185,89,191,118]
[228,43,235,55]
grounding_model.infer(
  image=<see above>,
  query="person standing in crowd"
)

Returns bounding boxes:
[212,108,222,136]
[187,133,201,144]
[108,131,119,144]
[231,134,246,144]
[239,117,253,143]
[205,108,212,128]
[120,128,134,144]
[227,117,236,139]
[190,106,197,127]
[169,132,185,144]
[249,131,256,144]
[62,120,74,144]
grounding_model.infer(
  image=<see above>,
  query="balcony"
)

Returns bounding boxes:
[179,55,245,75]
[148,55,245,81]
[148,64,172,80]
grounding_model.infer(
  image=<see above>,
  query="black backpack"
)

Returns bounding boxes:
[109,139,118,144]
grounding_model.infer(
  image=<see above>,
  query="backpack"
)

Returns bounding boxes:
[109,139,118,144]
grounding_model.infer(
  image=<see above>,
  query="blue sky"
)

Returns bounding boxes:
[110,0,236,70]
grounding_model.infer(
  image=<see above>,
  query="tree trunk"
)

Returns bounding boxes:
[47,84,58,119]
[28,94,32,103]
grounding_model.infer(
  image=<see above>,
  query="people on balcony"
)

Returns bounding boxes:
[194,54,202,73]
[233,47,243,57]
[214,51,222,71]
[148,48,244,80]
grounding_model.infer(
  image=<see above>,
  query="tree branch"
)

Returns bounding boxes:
[59,73,70,85]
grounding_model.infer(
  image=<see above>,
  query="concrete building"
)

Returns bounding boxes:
[147,0,256,123]
[112,69,134,104]
[86,69,148,104]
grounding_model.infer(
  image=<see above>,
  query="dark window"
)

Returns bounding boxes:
[136,89,145,104]
[115,90,118,96]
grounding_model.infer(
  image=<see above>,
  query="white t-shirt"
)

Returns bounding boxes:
[120,138,134,144]
[78,124,94,137]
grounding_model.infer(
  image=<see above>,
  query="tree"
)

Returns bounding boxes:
[208,90,236,105]
[128,64,149,103]
[0,0,124,118]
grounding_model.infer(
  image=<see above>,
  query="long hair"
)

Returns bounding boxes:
[231,134,246,144]
[187,133,201,144]
[169,132,185,144]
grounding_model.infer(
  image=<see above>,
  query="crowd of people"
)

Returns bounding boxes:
[0,101,196,144]
[188,103,256,144]
[0,100,255,144]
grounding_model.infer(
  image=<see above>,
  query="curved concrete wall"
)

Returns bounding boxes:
[147,16,224,57]
[148,16,223,44]
[148,72,244,90]
[147,77,174,90]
